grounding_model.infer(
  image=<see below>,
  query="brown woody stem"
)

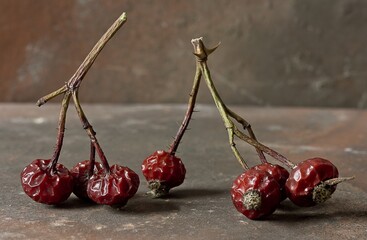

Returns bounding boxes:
[36,12,127,107]
[168,64,202,155]
[233,128,295,168]
[89,141,96,176]
[72,91,110,173]
[41,13,127,173]
[225,107,267,163]
[49,92,71,173]
[324,176,355,186]
[36,86,68,107]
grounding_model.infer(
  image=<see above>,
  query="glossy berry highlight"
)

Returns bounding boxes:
[20,159,73,205]
[142,150,186,198]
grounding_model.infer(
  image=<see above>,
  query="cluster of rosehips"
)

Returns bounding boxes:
[20,13,184,208]
[20,13,353,221]
[191,38,353,220]
[20,14,140,207]
[231,158,348,219]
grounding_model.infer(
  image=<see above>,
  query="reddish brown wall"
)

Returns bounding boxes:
[1,0,367,107]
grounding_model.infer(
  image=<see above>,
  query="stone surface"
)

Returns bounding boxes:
[0,104,366,239]
[1,1,367,107]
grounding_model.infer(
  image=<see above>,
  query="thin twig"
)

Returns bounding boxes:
[89,141,96,176]
[192,37,295,169]
[36,12,127,107]
[36,86,68,107]
[168,64,202,155]
[72,90,110,173]
[192,38,248,169]
[49,92,71,172]
[233,128,295,168]
[42,13,128,172]
[225,106,267,163]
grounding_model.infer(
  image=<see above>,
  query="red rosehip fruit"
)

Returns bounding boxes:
[231,169,281,220]
[20,159,73,205]
[252,163,289,201]
[285,157,339,207]
[87,164,140,206]
[141,150,186,198]
[70,160,103,201]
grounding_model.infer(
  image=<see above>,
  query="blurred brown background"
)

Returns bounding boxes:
[1,0,367,107]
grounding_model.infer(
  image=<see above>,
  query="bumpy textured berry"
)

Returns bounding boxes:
[252,163,289,201]
[231,169,281,220]
[20,159,73,205]
[70,160,103,201]
[285,157,339,207]
[87,164,140,206]
[141,150,186,197]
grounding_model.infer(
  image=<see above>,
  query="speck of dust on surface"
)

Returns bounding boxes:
[344,147,367,155]
[50,217,76,227]
[94,224,107,230]
[0,232,27,238]
[10,117,47,124]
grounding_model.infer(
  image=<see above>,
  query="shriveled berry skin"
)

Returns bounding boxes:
[285,157,339,207]
[141,150,186,196]
[20,159,73,205]
[70,160,103,201]
[87,164,140,206]
[252,163,289,201]
[231,169,281,220]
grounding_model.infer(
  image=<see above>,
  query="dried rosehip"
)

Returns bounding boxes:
[252,163,289,201]
[285,157,340,207]
[70,160,103,201]
[141,150,186,198]
[20,159,73,205]
[231,169,281,220]
[87,164,139,206]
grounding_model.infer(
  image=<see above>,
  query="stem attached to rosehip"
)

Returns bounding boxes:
[72,91,110,172]
[168,64,202,156]
[141,62,201,198]
[312,176,355,204]
[191,37,294,169]
[36,13,128,172]
[23,13,137,206]
[285,157,354,207]
[225,107,267,163]
[89,142,96,177]
[48,92,71,173]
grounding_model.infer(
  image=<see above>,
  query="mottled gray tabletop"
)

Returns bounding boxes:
[0,104,366,240]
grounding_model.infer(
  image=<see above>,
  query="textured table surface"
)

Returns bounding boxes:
[0,104,366,240]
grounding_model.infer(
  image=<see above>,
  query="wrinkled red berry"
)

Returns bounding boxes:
[20,159,73,205]
[252,163,289,201]
[285,157,339,207]
[231,169,281,220]
[70,160,103,201]
[141,150,186,198]
[87,164,140,206]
